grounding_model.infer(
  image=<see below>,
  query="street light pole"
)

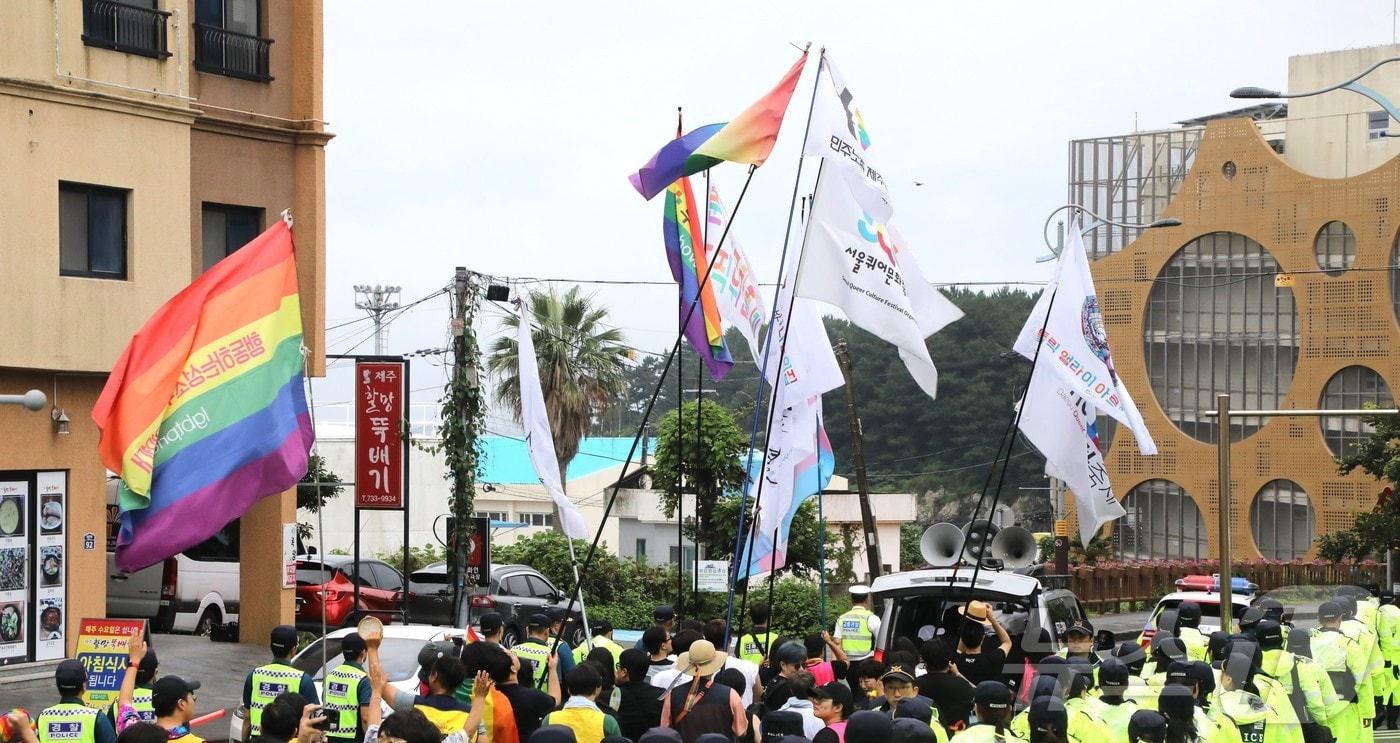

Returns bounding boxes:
[1231,56,1400,127]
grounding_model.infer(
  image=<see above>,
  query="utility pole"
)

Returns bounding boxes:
[834,340,882,583]
[354,284,402,355]
[447,268,482,626]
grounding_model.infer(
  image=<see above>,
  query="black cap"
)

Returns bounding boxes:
[1239,605,1267,629]
[417,641,450,681]
[270,625,298,654]
[653,605,675,622]
[546,607,567,623]
[1028,696,1068,733]
[137,648,159,678]
[1099,660,1130,688]
[590,618,613,635]
[1177,601,1202,621]
[810,681,854,714]
[974,680,1013,709]
[845,711,894,743]
[1255,620,1282,649]
[881,661,917,685]
[1128,710,1168,741]
[892,696,933,724]
[1334,594,1358,617]
[1165,661,1192,686]
[1156,686,1196,719]
[341,632,366,658]
[1152,635,1187,662]
[890,718,935,743]
[528,613,551,629]
[1186,661,1216,698]
[1064,619,1094,637]
[1287,627,1313,657]
[151,675,200,709]
[479,612,503,635]
[55,659,86,690]
[1318,601,1344,620]
[760,711,805,743]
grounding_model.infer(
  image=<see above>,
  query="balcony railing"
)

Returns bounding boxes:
[194,23,273,82]
[82,0,171,59]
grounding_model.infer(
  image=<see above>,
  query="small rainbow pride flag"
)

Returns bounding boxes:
[665,172,733,380]
[93,217,313,571]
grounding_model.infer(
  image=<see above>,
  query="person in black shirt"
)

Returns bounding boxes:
[499,647,559,741]
[915,639,973,732]
[615,648,663,742]
[952,601,1011,686]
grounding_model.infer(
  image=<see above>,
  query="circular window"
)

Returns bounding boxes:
[1144,232,1299,443]
[1222,161,1237,180]
[1250,479,1314,560]
[1314,221,1356,275]
[1115,479,1208,560]
[1391,235,1400,328]
[1319,366,1394,458]
[1095,414,1116,455]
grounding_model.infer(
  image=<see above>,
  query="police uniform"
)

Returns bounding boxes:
[735,629,775,666]
[1312,616,1368,743]
[324,662,369,741]
[1340,601,1383,743]
[837,587,878,662]
[40,661,115,743]
[1212,689,1297,743]
[513,637,554,691]
[107,687,154,727]
[1378,601,1400,722]
[245,661,315,735]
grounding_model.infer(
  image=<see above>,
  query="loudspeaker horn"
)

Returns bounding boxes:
[920,523,965,567]
[990,526,1037,569]
[962,519,1000,562]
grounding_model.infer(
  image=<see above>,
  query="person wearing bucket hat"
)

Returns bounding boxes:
[954,603,1011,687]
[659,641,746,743]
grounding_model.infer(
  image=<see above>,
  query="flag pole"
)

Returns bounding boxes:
[726,44,822,649]
[675,106,687,619]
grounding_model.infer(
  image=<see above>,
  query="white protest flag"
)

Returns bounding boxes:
[515,308,588,539]
[803,54,892,222]
[797,169,955,399]
[704,183,767,362]
[1018,363,1125,546]
[1013,223,1157,455]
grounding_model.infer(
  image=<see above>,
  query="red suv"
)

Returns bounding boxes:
[295,556,405,633]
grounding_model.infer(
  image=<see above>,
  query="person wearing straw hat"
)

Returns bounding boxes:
[953,602,1011,687]
[659,640,747,743]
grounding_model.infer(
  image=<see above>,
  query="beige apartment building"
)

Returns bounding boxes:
[0,0,328,663]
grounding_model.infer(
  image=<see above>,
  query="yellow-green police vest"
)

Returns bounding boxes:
[323,663,368,739]
[838,606,874,657]
[249,663,308,735]
[513,639,553,690]
[737,630,775,665]
[108,688,155,724]
[38,703,99,743]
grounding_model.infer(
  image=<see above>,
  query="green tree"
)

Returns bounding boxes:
[901,522,923,570]
[1334,409,1400,557]
[487,287,629,525]
[296,454,344,540]
[653,399,748,552]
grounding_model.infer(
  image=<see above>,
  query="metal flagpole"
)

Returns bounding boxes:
[675,106,687,620]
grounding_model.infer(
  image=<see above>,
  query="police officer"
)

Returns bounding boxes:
[837,587,880,667]
[1378,595,1400,729]
[1336,593,1382,743]
[1279,627,1342,743]
[513,614,557,691]
[1097,660,1142,737]
[949,681,1020,742]
[1212,652,1299,743]
[736,602,775,667]
[1056,620,1101,669]
[1228,632,1303,740]
[1177,603,1210,663]
[323,633,370,742]
[37,660,116,743]
[241,625,318,740]
[574,619,625,665]
[1312,600,1367,743]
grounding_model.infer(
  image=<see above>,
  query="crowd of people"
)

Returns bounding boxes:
[18,583,1400,743]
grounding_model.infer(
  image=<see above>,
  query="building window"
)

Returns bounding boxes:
[474,511,509,523]
[1144,232,1298,443]
[201,203,263,271]
[1320,366,1394,458]
[194,0,272,82]
[668,545,697,566]
[1313,221,1356,275]
[60,182,128,280]
[521,512,553,528]
[1250,480,1315,560]
[1369,110,1389,141]
[635,539,647,559]
[1115,479,1208,560]
[82,0,171,58]
[1391,236,1400,329]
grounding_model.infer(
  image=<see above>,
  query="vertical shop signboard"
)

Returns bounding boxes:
[34,472,66,661]
[355,361,406,509]
[76,618,145,708]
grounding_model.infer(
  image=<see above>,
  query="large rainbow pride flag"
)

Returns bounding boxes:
[93,218,313,571]
[664,172,733,379]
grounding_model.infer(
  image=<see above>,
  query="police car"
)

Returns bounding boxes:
[1137,575,1257,647]
[230,625,452,742]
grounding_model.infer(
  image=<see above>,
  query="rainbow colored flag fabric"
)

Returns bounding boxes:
[93,218,313,571]
[628,51,808,199]
[664,174,733,379]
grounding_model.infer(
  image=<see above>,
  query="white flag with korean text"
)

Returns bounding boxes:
[1018,363,1125,546]
[797,169,961,400]
[1013,223,1157,455]
[803,54,892,222]
[704,184,767,362]
[516,309,588,539]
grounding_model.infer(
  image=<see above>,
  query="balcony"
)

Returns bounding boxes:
[194,23,273,82]
[82,0,171,59]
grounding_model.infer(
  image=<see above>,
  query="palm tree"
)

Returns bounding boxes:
[487,287,630,529]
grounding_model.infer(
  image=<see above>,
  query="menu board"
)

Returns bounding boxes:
[34,472,66,661]
[0,480,28,664]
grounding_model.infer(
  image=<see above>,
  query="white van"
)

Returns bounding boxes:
[105,483,240,634]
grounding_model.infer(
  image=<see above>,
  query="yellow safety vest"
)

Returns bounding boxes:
[323,663,367,739]
[248,662,308,735]
[545,707,606,743]
[37,703,99,743]
[108,687,155,724]
[838,607,874,657]
[513,638,553,690]
[737,630,775,665]
[574,635,625,665]
[949,723,1026,742]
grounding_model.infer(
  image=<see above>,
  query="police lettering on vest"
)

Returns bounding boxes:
[38,704,99,743]
[838,607,874,657]
[737,631,774,665]
[323,664,368,739]
[248,664,308,735]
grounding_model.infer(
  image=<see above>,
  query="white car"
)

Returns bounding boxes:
[230,624,453,742]
[1138,591,1254,647]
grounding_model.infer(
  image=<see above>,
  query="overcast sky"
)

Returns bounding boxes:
[316,1,1400,433]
